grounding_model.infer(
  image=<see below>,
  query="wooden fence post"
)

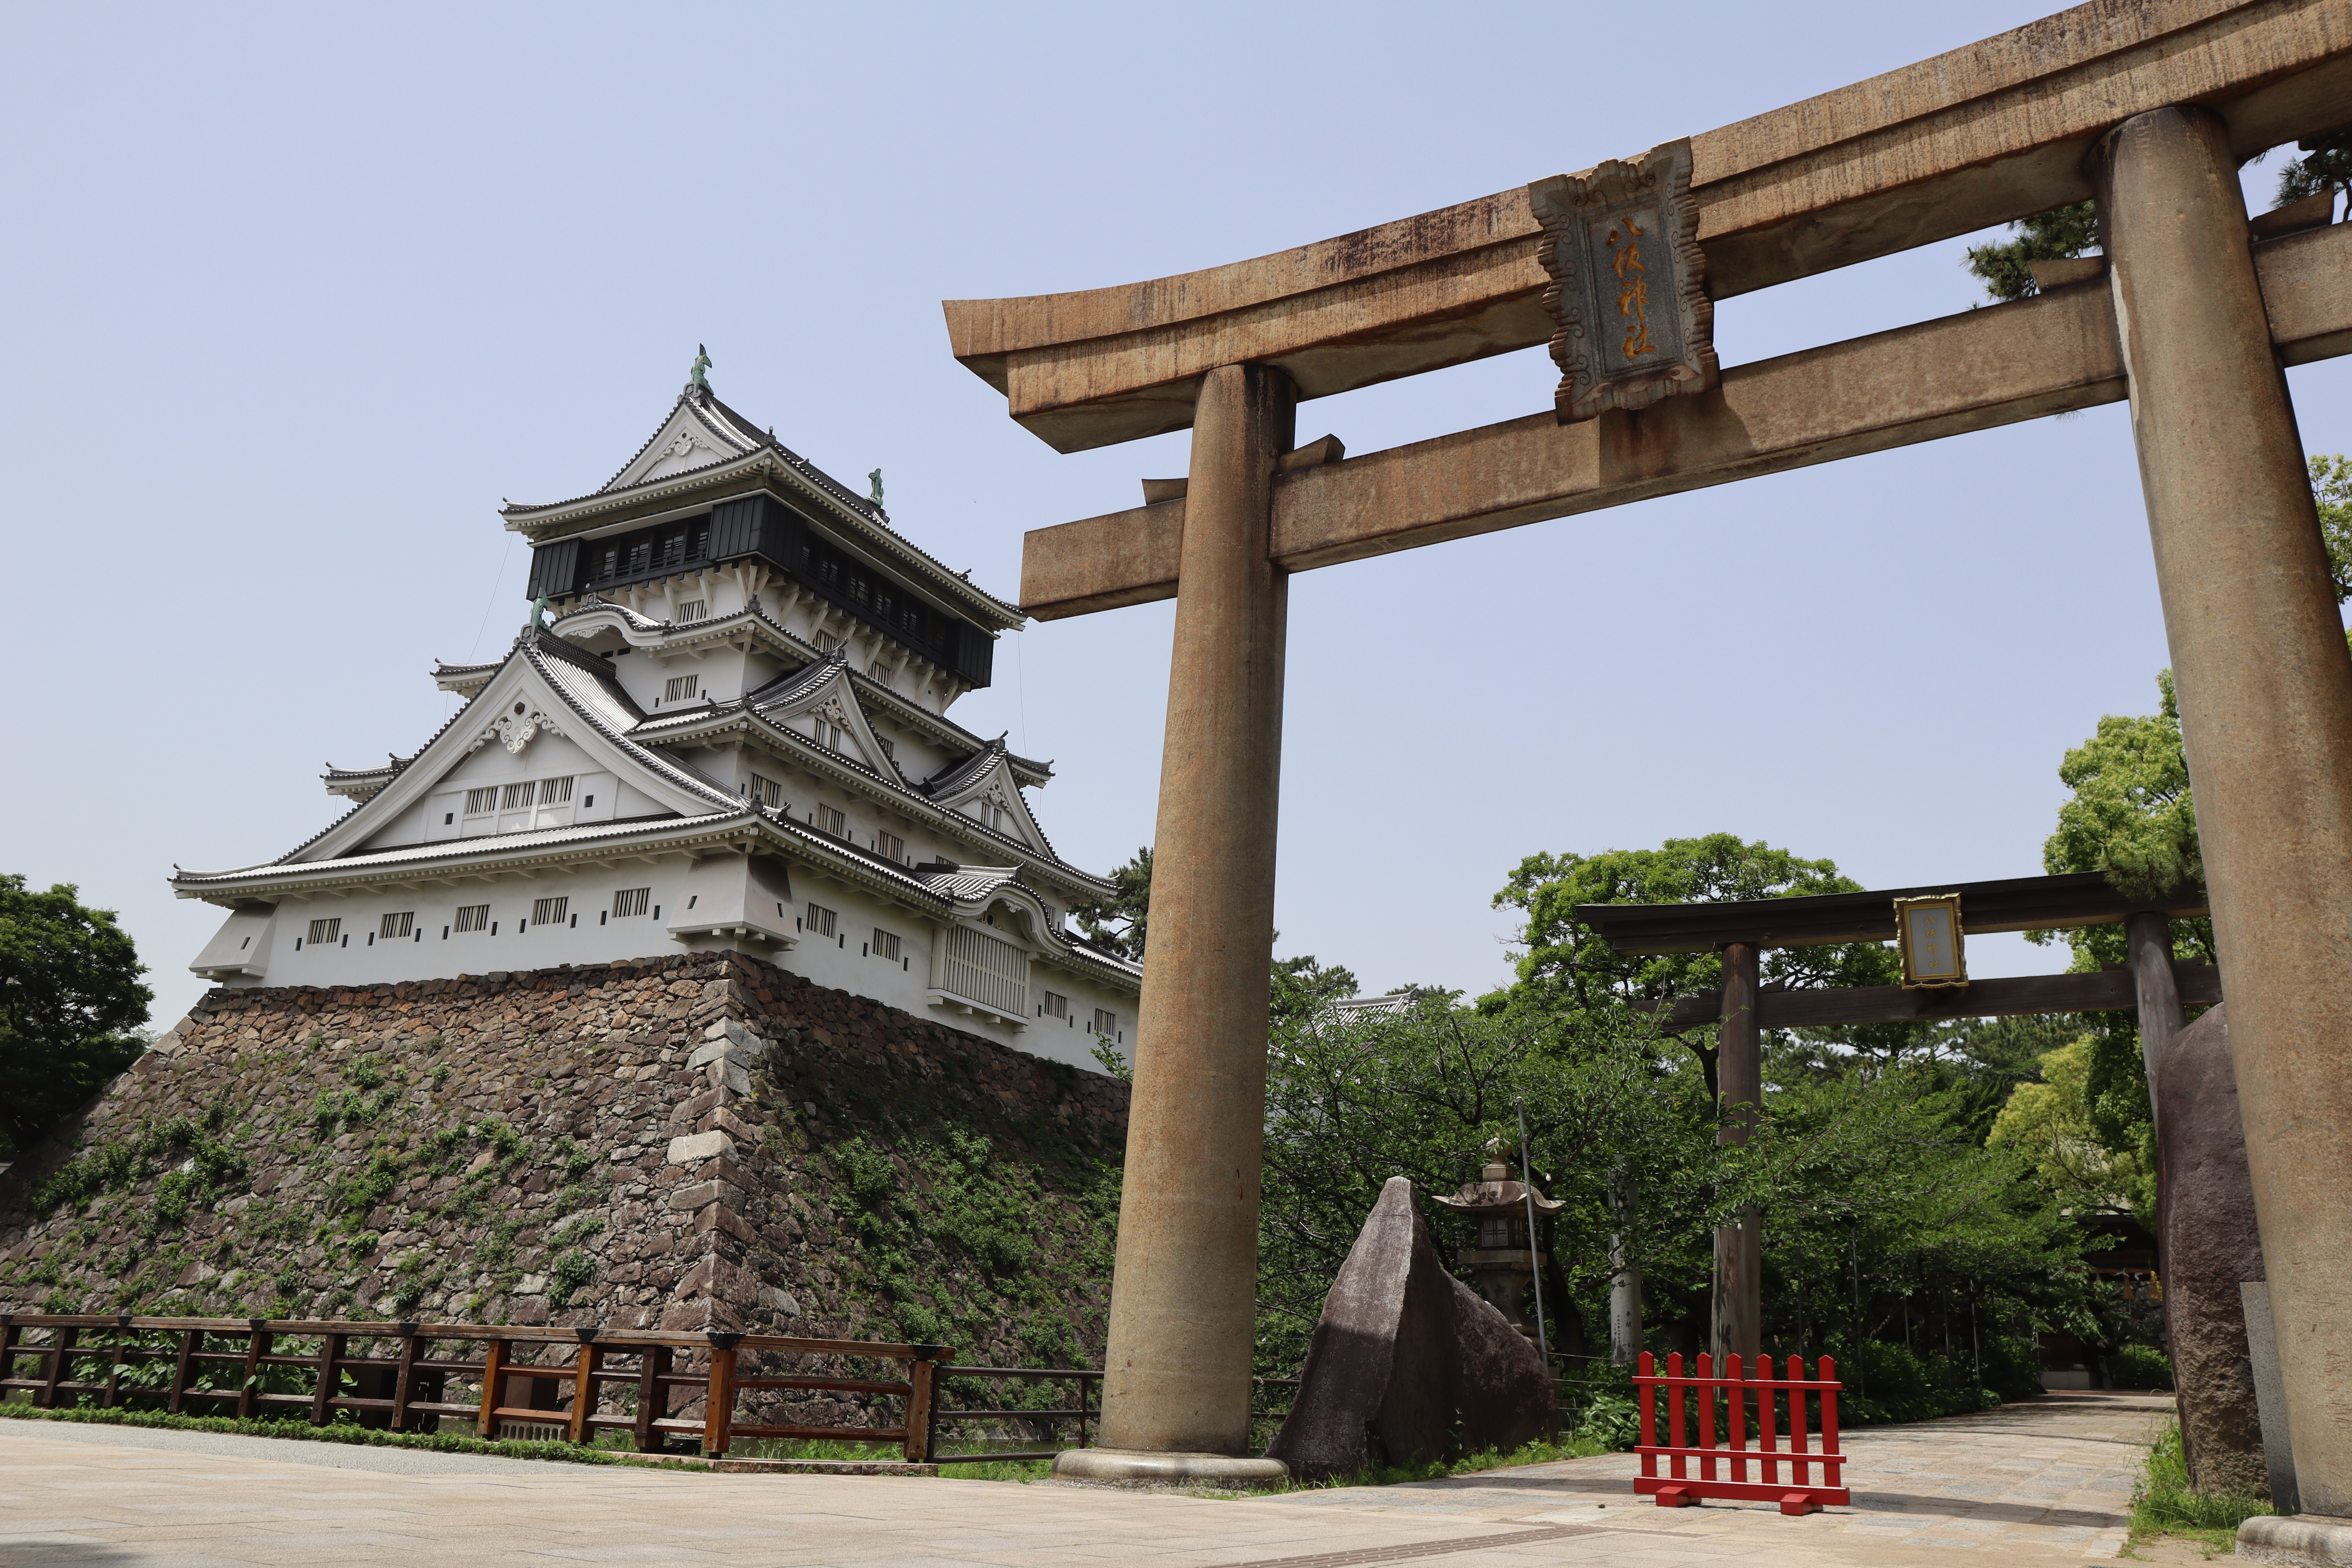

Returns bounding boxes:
[702,1336,740,1458]
[40,1327,79,1409]
[101,1332,124,1409]
[168,1330,196,1415]
[633,1343,671,1453]
[903,1355,937,1463]
[390,1328,422,1432]
[568,1339,601,1446]
[477,1339,508,1439]
[235,1323,269,1419]
[310,1334,345,1426]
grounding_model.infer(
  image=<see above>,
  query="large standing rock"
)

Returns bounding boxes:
[2158,1002,2270,1496]
[1266,1176,1555,1480]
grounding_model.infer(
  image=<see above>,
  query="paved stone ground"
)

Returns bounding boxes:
[0,1392,2171,1567]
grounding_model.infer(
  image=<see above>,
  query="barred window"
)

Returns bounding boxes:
[815,804,847,837]
[454,904,490,933]
[1093,1008,1118,1037]
[872,929,902,962]
[664,674,700,702]
[1042,991,1069,1020]
[747,773,784,809]
[613,887,651,918]
[531,897,569,925]
[876,830,904,862]
[675,599,706,622]
[539,775,573,804]
[307,918,341,946]
[804,902,837,938]
[813,719,846,752]
[464,788,497,815]
[501,781,536,810]
[380,912,414,940]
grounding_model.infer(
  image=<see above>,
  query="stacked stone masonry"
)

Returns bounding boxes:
[0,954,1128,1430]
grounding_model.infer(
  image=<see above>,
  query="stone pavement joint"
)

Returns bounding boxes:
[1221,1524,1614,1568]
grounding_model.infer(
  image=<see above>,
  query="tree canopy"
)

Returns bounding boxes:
[0,875,152,1159]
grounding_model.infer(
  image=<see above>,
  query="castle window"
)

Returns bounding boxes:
[501,781,536,811]
[814,631,836,653]
[872,929,902,962]
[455,904,489,933]
[664,674,700,702]
[531,897,569,926]
[464,787,497,816]
[876,830,904,862]
[539,775,573,804]
[747,773,783,809]
[1042,991,1068,1021]
[380,912,414,940]
[813,717,846,752]
[613,887,650,918]
[307,918,341,946]
[815,804,847,837]
[804,902,837,938]
[628,541,652,574]
[1094,1008,1118,1038]
[676,599,706,622]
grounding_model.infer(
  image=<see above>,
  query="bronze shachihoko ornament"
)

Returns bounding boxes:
[1529,138,1718,424]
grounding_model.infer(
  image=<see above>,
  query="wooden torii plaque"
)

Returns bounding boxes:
[941,0,2352,1500]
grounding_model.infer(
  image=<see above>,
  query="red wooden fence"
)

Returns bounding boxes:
[1634,1350,1848,1515]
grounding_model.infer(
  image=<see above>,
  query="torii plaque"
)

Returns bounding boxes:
[942,0,2352,1506]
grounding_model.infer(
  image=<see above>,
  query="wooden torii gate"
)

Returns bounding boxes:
[942,0,2352,1498]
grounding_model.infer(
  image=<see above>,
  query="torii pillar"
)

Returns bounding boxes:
[1053,362,1296,1485]
[2095,105,2352,1517]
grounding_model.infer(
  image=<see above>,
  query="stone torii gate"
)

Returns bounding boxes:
[942,0,2352,1502]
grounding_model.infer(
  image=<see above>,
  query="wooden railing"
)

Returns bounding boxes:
[0,1314,951,1461]
[931,1368,1300,1464]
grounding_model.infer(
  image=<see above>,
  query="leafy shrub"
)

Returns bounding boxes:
[2111,1343,2173,1390]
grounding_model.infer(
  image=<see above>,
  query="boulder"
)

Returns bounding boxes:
[2157,1002,2270,1497]
[1266,1176,1555,1480]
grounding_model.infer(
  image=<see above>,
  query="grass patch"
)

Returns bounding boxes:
[2128,1422,2272,1556]
[0,1399,706,1471]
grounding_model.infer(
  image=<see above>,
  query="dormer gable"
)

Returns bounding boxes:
[927,745,1048,855]
[748,652,898,778]
[289,627,739,866]
[601,390,764,494]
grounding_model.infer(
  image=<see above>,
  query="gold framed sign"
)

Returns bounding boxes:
[1894,894,1968,989]
[1528,138,1718,424]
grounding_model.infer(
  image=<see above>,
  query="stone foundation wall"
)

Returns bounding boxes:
[0,955,1128,1394]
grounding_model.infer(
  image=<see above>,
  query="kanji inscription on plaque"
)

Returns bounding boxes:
[1529,138,1717,424]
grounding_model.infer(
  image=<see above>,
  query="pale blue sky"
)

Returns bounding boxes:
[4,2,2343,1025]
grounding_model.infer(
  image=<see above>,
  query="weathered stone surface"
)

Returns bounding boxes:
[2156,1001,2269,1497]
[0,952,1128,1436]
[1266,1177,1554,1480]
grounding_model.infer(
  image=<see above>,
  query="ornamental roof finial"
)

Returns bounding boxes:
[689,343,712,390]
[530,593,549,630]
[868,468,884,507]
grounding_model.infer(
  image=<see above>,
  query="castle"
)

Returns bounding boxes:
[172,373,1142,1075]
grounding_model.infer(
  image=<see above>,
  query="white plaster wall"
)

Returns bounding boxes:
[193,854,1135,1078]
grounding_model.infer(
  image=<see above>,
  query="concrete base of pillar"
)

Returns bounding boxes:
[2238,1515,2352,1564]
[1050,1448,1290,1489]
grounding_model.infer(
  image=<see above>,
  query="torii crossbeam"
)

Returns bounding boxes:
[943,0,2352,1506]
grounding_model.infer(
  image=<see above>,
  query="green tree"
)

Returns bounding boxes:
[2031,673,2217,1227]
[2314,453,2352,600]
[1069,846,1151,960]
[1270,952,1360,1029]
[2276,127,2352,205]
[1493,833,1912,1092]
[1964,201,2100,301]
[0,875,152,1158]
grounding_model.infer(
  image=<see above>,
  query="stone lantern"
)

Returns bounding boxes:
[1434,1140,1564,1337]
